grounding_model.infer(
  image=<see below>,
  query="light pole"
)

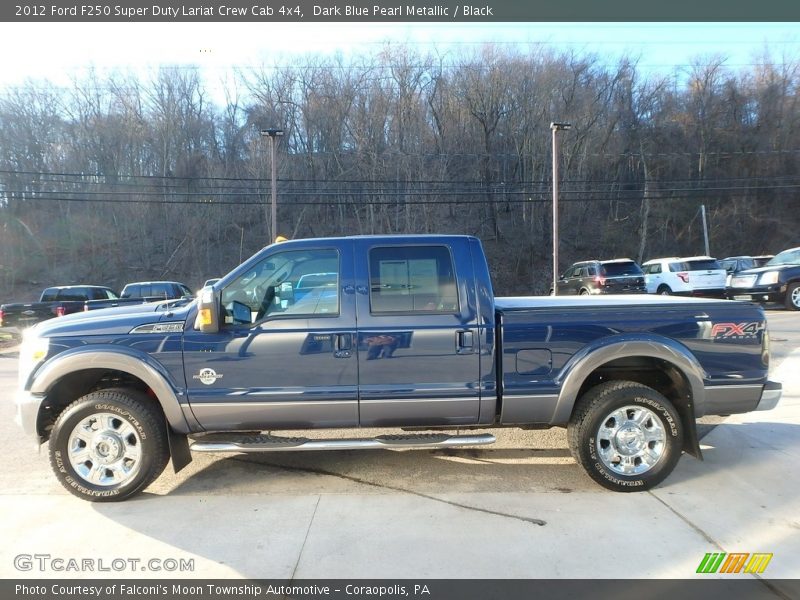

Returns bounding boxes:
[260,128,284,242]
[550,122,571,295]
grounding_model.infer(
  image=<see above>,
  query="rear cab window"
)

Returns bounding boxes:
[56,288,88,301]
[369,245,459,314]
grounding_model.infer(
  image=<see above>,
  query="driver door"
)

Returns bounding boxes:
[183,242,359,431]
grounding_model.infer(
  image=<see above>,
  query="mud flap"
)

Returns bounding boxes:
[681,401,703,460]
[167,422,192,473]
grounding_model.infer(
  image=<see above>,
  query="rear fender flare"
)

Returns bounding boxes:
[552,334,708,425]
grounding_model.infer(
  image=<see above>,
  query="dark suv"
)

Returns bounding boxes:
[554,259,646,295]
[727,246,800,310]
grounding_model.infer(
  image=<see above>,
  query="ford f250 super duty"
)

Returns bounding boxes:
[14,235,781,501]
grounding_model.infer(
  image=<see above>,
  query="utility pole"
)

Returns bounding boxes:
[550,122,571,295]
[260,128,284,242]
[700,204,710,256]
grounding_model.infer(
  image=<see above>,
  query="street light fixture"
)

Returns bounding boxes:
[550,122,571,296]
[260,128,284,242]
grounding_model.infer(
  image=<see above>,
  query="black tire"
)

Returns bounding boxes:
[567,381,683,492]
[657,285,672,296]
[785,282,800,311]
[49,388,169,502]
[579,289,590,296]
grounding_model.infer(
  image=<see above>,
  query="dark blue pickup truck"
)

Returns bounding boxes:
[14,235,781,501]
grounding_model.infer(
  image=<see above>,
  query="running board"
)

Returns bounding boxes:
[190,432,496,453]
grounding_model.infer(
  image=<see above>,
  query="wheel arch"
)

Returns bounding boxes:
[553,335,708,458]
[30,347,196,443]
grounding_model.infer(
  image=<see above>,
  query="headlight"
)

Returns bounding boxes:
[731,274,757,288]
[758,271,779,285]
[18,333,49,389]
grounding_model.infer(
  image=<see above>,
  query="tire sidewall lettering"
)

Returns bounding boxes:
[573,383,684,492]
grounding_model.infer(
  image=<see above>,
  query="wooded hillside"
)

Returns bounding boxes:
[1,45,798,298]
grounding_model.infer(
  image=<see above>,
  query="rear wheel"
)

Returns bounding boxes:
[785,282,800,311]
[49,388,169,502]
[568,381,683,492]
[579,289,590,296]
[657,285,672,296]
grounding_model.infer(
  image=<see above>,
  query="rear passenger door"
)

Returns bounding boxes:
[354,240,481,427]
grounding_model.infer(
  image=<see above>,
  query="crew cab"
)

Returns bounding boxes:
[0,285,118,329]
[14,236,781,501]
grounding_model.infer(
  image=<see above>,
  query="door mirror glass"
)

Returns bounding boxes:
[228,300,252,325]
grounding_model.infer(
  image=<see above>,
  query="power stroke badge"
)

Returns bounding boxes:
[193,368,223,385]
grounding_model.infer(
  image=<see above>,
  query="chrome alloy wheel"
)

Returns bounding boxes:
[595,405,666,475]
[67,413,142,486]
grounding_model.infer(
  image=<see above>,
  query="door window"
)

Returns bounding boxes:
[369,245,459,314]
[221,248,340,324]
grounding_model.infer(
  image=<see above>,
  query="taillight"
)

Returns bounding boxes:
[0,308,4,326]
[56,306,65,317]
[677,272,690,283]
[593,276,607,286]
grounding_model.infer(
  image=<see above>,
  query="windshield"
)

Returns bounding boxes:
[767,249,800,266]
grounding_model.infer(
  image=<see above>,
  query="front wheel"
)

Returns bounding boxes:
[49,388,169,502]
[567,381,683,492]
[657,285,672,296]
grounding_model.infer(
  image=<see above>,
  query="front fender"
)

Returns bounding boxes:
[29,346,194,435]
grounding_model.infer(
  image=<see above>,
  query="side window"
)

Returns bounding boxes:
[646,264,662,274]
[669,262,687,273]
[220,248,340,325]
[369,245,459,314]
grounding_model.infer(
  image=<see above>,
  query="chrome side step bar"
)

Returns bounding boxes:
[190,432,496,453]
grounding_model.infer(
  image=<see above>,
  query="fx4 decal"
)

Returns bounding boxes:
[710,322,765,339]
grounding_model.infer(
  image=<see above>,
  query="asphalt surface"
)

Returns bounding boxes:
[0,311,798,585]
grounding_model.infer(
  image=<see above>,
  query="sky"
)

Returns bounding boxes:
[0,22,797,103]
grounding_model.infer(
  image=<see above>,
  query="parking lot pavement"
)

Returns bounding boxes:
[0,316,798,582]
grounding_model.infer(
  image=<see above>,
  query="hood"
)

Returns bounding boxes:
[33,299,195,338]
